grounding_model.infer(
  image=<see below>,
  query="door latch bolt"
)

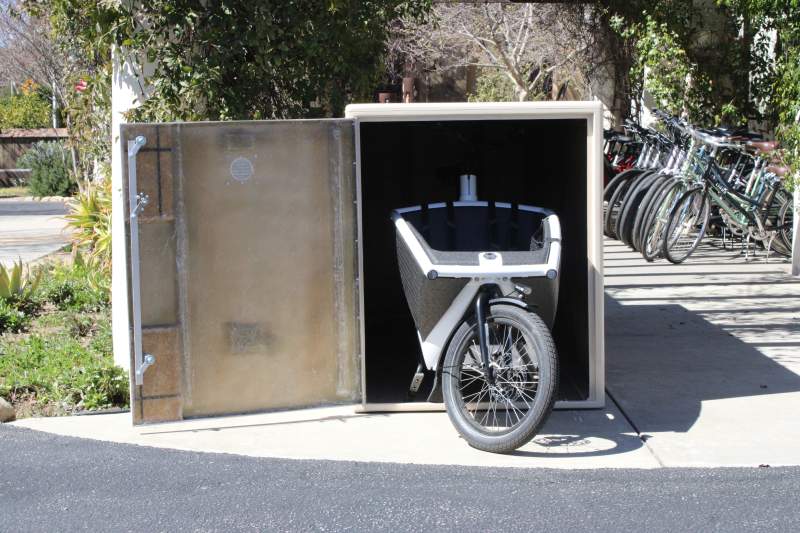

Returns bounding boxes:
[131,193,150,218]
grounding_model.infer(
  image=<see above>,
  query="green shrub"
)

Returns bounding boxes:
[468,71,519,103]
[66,184,112,271]
[0,300,30,334]
[88,316,113,355]
[37,261,109,312]
[41,267,110,311]
[17,141,75,197]
[40,272,109,312]
[0,330,128,411]
[0,258,123,415]
[4,295,42,319]
[0,92,51,129]
[66,313,95,337]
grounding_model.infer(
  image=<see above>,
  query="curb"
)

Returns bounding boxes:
[0,196,70,203]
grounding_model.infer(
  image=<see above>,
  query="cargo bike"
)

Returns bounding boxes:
[392,175,563,453]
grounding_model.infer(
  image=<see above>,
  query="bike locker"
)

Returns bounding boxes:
[120,102,605,425]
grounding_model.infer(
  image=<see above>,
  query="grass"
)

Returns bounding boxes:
[0,260,128,417]
[0,185,30,198]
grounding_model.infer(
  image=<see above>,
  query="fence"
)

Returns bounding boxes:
[0,128,69,185]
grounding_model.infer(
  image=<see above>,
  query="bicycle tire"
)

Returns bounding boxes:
[632,173,673,253]
[604,170,642,238]
[442,305,558,454]
[772,193,794,257]
[640,178,685,262]
[613,170,653,241]
[618,171,661,247]
[662,187,711,264]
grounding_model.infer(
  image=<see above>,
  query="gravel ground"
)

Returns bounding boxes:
[1,424,799,532]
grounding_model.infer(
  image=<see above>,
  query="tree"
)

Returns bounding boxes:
[0,79,51,129]
[1,0,106,182]
[17,0,430,189]
[0,1,71,127]
[598,0,777,126]
[718,0,800,189]
[27,0,430,122]
[388,2,591,102]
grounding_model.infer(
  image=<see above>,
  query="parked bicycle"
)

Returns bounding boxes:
[603,111,794,264]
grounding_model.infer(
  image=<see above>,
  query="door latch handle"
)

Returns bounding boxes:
[135,353,156,381]
[128,134,149,386]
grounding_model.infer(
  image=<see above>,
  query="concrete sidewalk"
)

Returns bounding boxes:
[0,198,69,266]
[12,398,658,469]
[10,237,800,468]
[605,238,800,467]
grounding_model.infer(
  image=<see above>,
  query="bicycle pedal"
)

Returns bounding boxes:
[409,371,425,394]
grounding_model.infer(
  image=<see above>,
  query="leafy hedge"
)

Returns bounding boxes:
[0,91,51,130]
[29,1,430,124]
[606,1,800,186]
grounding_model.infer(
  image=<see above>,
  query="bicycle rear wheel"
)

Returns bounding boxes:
[662,187,711,264]
[640,178,684,262]
[604,169,642,238]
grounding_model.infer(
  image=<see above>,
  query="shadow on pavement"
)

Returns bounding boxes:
[605,294,800,434]
[513,431,646,458]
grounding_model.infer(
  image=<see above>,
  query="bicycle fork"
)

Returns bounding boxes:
[475,286,496,386]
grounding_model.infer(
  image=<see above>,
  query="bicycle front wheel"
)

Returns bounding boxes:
[662,187,711,264]
[442,304,558,454]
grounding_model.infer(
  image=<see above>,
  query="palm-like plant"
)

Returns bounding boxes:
[72,250,111,293]
[0,260,42,302]
[64,179,112,272]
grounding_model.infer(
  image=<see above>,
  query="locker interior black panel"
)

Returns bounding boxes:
[360,119,589,404]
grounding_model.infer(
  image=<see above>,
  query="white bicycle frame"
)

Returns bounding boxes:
[393,206,562,370]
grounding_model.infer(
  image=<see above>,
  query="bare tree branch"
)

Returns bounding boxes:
[386,2,595,102]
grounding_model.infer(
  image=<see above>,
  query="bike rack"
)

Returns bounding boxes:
[127,135,156,385]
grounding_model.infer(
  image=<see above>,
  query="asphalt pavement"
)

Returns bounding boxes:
[1,424,798,532]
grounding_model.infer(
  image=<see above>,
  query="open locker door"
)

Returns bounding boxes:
[123,120,360,423]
